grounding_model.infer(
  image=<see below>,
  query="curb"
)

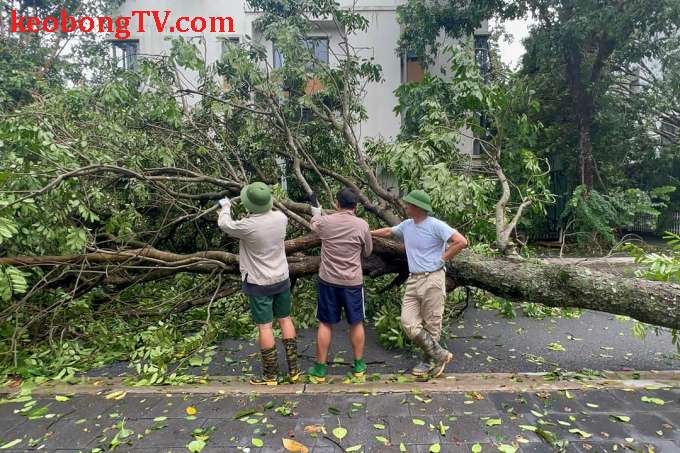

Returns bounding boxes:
[2,370,679,396]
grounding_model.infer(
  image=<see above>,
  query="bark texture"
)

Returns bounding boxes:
[447,252,680,330]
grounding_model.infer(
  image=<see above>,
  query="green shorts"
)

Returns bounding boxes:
[248,289,292,325]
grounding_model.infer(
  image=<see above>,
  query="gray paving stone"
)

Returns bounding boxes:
[572,389,634,413]
[487,392,543,415]
[569,413,635,441]
[434,392,498,416]
[520,442,578,452]
[443,415,493,444]
[532,390,584,414]
[416,443,468,453]
[119,417,208,449]
[4,415,105,450]
[606,389,678,412]
[388,416,443,445]
[628,412,680,442]
[312,415,396,451]
[364,393,412,416]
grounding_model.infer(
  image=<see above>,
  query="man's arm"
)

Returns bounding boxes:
[217,198,246,239]
[442,231,468,262]
[362,226,374,257]
[371,227,394,238]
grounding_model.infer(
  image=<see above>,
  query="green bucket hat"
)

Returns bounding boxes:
[402,189,433,213]
[240,182,273,214]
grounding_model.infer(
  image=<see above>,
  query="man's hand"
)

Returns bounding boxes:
[218,197,232,210]
[308,192,322,216]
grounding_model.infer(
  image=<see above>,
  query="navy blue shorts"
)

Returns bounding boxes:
[316,279,365,325]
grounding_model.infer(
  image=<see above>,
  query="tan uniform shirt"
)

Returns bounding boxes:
[218,208,289,286]
[310,210,373,287]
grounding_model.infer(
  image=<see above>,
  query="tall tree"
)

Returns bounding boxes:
[398,0,680,190]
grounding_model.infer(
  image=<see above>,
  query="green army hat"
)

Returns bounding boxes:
[240,182,273,214]
[402,189,433,213]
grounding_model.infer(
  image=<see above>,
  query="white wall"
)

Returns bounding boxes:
[115,0,483,151]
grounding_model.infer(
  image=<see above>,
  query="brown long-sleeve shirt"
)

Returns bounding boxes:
[310,210,373,287]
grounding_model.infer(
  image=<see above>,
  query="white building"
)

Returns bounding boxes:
[114,0,489,153]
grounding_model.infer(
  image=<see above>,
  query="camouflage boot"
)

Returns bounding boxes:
[250,346,279,386]
[282,337,301,383]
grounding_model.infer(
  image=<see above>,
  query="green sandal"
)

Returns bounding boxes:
[352,358,367,378]
[307,362,327,384]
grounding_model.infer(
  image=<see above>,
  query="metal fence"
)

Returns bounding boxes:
[626,212,680,235]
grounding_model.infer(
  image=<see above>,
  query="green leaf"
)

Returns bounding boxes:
[497,445,517,453]
[412,418,425,426]
[345,445,362,452]
[641,396,665,405]
[252,438,264,447]
[376,435,389,445]
[610,415,631,423]
[373,423,385,430]
[187,439,206,452]
[568,428,592,438]
[546,342,566,352]
[472,443,483,453]
[486,418,502,427]
[333,426,348,440]
[400,442,407,452]
[429,443,441,453]
[0,439,22,449]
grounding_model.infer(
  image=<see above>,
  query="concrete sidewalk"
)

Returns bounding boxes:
[1,374,679,452]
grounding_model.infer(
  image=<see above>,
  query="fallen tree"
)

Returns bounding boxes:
[3,233,680,330]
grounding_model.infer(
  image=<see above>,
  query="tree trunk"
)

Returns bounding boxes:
[578,118,595,189]
[447,251,680,330]
[3,239,680,330]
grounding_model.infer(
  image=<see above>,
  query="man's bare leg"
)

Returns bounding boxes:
[349,322,365,360]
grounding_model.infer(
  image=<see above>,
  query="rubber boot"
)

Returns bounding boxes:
[250,346,279,385]
[411,352,434,377]
[412,330,453,378]
[282,337,301,383]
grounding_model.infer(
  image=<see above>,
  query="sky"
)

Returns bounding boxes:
[492,17,534,70]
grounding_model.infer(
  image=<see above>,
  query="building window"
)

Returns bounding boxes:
[273,37,329,68]
[220,36,241,57]
[305,38,329,64]
[403,50,424,83]
[474,34,491,81]
[112,40,139,70]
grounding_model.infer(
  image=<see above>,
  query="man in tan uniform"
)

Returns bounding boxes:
[372,189,468,378]
[218,182,299,385]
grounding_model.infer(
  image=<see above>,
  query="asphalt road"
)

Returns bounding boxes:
[87,307,680,379]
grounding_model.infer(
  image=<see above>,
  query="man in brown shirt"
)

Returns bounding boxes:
[307,188,373,383]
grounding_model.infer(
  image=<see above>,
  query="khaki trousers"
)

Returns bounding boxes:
[400,269,446,341]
